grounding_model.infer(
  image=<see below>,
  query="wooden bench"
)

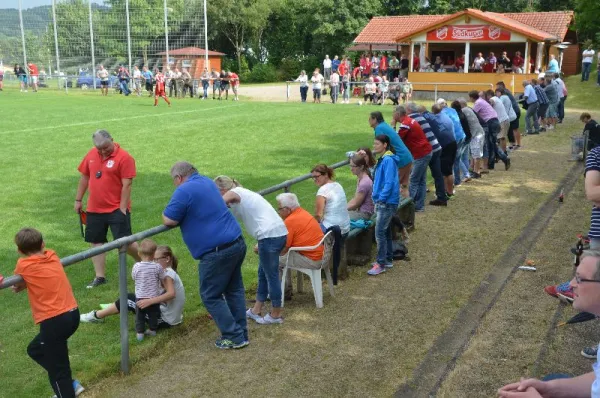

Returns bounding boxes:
[342,197,415,273]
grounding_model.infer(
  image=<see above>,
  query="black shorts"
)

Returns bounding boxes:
[100,80,109,87]
[440,141,457,177]
[538,103,549,119]
[221,83,230,91]
[510,117,520,130]
[85,209,132,244]
[145,82,153,91]
[114,293,170,329]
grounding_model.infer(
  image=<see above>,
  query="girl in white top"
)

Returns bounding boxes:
[295,70,308,87]
[473,53,485,71]
[311,164,351,234]
[214,176,288,325]
[80,245,186,328]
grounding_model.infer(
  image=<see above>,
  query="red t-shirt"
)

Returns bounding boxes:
[14,250,77,324]
[380,56,388,70]
[364,60,372,75]
[78,143,136,213]
[455,57,465,69]
[483,63,495,73]
[413,56,420,71]
[229,73,239,86]
[338,62,347,77]
[28,64,39,76]
[398,116,432,160]
[512,55,524,67]
[352,67,361,79]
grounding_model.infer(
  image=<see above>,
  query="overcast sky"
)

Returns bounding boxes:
[0,0,105,9]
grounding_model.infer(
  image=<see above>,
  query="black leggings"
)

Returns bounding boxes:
[28,309,80,398]
[325,225,347,285]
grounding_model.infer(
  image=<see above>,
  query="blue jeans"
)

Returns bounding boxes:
[453,138,470,185]
[199,237,248,344]
[330,85,339,103]
[409,152,432,211]
[300,86,308,102]
[119,80,131,95]
[202,80,209,98]
[375,203,398,265]
[256,235,287,308]
[583,62,592,81]
[428,149,446,202]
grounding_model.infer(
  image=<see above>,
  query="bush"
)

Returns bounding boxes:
[246,63,278,83]
[278,58,301,81]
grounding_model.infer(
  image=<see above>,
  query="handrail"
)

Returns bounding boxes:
[0,156,352,374]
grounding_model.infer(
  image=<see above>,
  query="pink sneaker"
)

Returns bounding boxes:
[367,263,386,276]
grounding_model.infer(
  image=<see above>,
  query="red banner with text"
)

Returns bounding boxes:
[427,25,511,41]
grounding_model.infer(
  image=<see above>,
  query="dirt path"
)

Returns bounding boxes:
[89,117,588,398]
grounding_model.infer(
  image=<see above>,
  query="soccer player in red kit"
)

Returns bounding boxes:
[153,68,171,107]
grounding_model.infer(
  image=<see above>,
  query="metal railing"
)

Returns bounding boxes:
[0,157,350,374]
[285,80,494,102]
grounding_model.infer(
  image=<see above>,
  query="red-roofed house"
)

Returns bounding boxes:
[353,9,577,93]
[157,47,225,79]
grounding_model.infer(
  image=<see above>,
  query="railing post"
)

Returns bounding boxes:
[286,82,290,102]
[434,84,438,102]
[118,244,130,374]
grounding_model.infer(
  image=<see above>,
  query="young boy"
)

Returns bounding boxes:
[11,228,83,398]
[132,239,165,341]
[153,68,171,107]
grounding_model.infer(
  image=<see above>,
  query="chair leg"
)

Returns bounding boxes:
[281,267,288,308]
[325,268,335,297]
[310,269,323,308]
[297,270,304,293]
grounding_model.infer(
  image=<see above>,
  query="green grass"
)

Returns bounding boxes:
[0,88,375,397]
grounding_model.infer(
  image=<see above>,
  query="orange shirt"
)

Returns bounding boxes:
[78,143,136,213]
[14,250,77,324]
[284,207,324,261]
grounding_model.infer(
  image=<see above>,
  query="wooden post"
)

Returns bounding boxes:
[524,40,529,74]
[409,42,415,72]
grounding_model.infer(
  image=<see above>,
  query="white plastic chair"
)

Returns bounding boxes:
[281,231,335,309]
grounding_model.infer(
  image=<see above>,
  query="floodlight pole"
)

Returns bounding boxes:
[89,0,96,89]
[203,0,209,68]
[51,0,60,74]
[18,0,29,83]
[125,0,132,74]
[164,0,169,71]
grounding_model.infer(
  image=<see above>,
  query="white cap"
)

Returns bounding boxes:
[436,98,447,105]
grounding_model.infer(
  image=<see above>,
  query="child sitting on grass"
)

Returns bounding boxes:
[132,238,165,341]
[11,228,84,398]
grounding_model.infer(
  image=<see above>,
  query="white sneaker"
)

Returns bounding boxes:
[257,313,284,324]
[246,308,263,323]
[80,310,103,323]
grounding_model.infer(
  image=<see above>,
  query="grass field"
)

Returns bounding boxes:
[1,73,598,397]
[0,89,374,397]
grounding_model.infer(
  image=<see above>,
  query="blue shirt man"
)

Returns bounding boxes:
[163,162,249,349]
[430,110,456,147]
[523,83,538,104]
[440,103,466,142]
[547,57,560,73]
[142,70,153,81]
[332,57,340,73]
[370,111,413,168]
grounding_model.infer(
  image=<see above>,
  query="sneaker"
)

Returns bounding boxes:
[463,177,472,183]
[529,130,540,135]
[446,193,455,200]
[429,199,448,206]
[480,170,490,174]
[383,262,394,269]
[215,338,249,349]
[136,333,144,341]
[472,172,481,179]
[257,313,284,324]
[544,282,574,303]
[144,329,157,336]
[505,158,511,171]
[547,125,555,130]
[540,127,547,132]
[80,310,103,323]
[86,277,107,289]
[582,345,598,359]
[52,380,84,398]
[246,308,263,323]
[367,263,386,275]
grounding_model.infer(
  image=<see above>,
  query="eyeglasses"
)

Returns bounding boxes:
[311,174,323,180]
[575,275,600,284]
[96,170,102,179]
[154,256,168,261]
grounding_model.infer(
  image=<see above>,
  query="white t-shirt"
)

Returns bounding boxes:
[295,74,308,87]
[311,74,324,90]
[473,57,485,70]
[133,69,141,79]
[323,58,332,69]
[500,95,517,122]
[583,49,595,63]
[160,268,185,326]
[317,182,350,234]
[489,97,509,123]
[230,187,287,240]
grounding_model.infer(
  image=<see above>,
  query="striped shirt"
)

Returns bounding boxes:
[132,261,165,299]
[533,85,549,104]
[586,147,600,239]
[409,112,441,153]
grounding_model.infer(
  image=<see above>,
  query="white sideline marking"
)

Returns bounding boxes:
[1,103,244,135]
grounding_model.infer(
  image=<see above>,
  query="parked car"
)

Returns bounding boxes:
[76,72,116,89]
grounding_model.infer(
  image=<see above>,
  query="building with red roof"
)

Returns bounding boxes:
[157,47,225,79]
